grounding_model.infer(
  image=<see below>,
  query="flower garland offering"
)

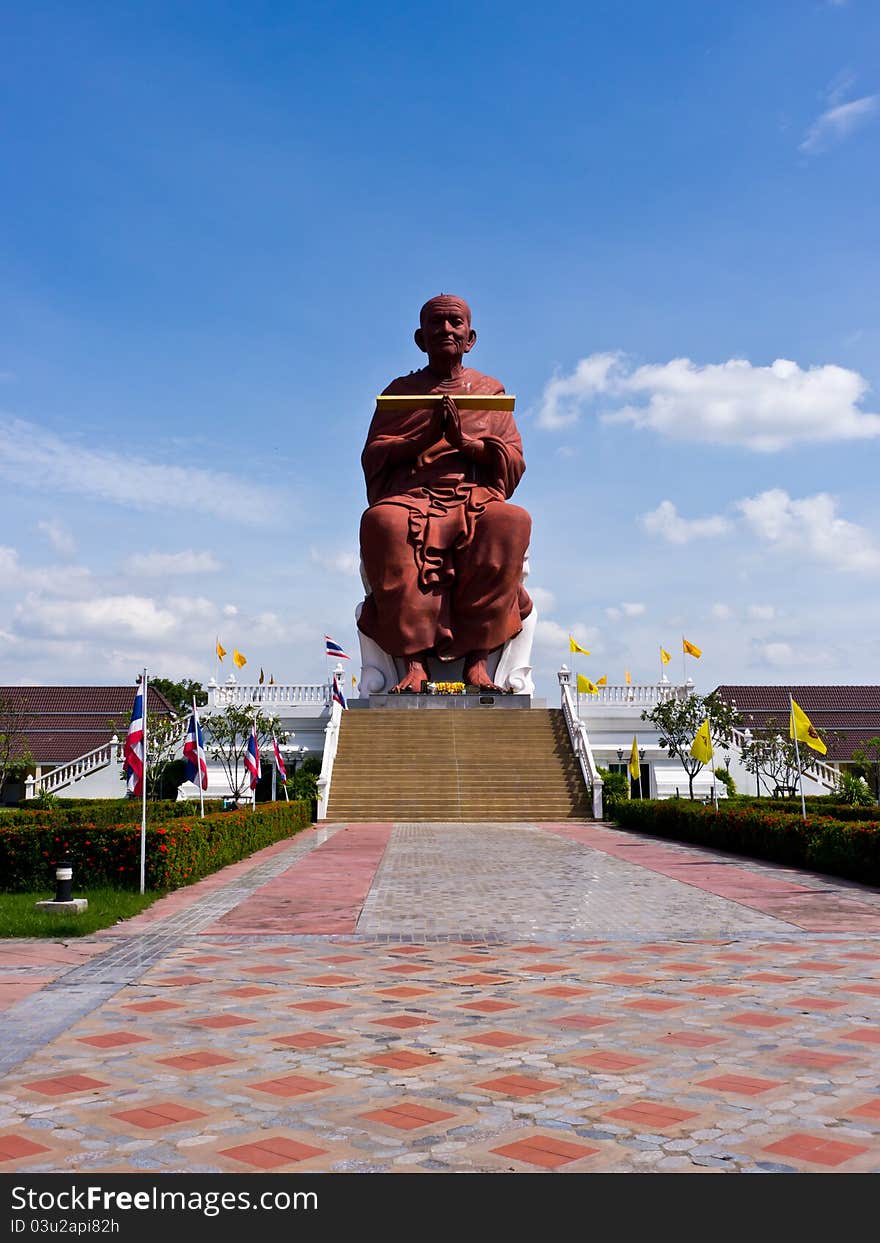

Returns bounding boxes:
[425,681,467,695]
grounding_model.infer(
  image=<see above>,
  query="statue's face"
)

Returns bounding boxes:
[415,299,476,361]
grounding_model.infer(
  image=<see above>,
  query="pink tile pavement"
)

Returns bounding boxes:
[539,823,880,932]
[204,824,392,935]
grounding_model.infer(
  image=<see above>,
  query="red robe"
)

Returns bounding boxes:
[358,366,533,661]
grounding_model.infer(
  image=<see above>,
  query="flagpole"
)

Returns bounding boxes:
[140,668,148,896]
[194,698,205,820]
[790,692,807,822]
[710,747,718,811]
[681,636,686,690]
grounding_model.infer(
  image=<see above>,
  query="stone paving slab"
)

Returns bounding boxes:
[0,819,878,1174]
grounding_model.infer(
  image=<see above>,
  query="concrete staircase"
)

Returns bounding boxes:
[324,707,591,821]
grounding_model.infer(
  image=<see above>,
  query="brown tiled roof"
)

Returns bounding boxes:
[714,685,880,761]
[1,686,175,765]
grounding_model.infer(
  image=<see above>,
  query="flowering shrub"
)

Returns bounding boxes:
[613,799,880,885]
[0,801,310,892]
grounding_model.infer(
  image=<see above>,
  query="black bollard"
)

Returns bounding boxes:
[54,859,73,903]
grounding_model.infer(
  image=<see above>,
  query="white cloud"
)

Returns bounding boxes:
[606,602,645,621]
[310,546,360,576]
[0,544,93,596]
[0,417,279,523]
[537,354,880,451]
[747,604,776,621]
[534,619,598,653]
[643,489,880,577]
[37,519,76,558]
[641,500,731,544]
[737,488,880,574]
[125,550,223,577]
[758,642,796,667]
[15,593,179,641]
[535,353,621,430]
[800,94,878,154]
[528,586,556,614]
[711,603,732,620]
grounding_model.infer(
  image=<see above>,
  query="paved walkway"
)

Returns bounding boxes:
[1,820,879,1174]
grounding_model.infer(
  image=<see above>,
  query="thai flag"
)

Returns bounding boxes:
[272,735,287,782]
[124,678,146,798]
[325,635,350,660]
[244,722,261,790]
[183,704,208,791]
[332,674,347,710]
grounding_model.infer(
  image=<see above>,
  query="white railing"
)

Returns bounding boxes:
[728,725,839,792]
[316,699,344,819]
[583,682,689,707]
[207,681,331,709]
[25,736,124,798]
[558,670,604,818]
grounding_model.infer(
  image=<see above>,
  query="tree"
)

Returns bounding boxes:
[641,691,740,800]
[149,677,207,716]
[739,716,836,799]
[143,714,187,801]
[850,736,880,804]
[203,704,287,803]
[285,754,321,803]
[0,692,32,802]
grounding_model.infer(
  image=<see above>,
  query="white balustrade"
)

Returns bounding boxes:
[316,699,343,819]
[207,682,332,709]
[577,682,688,707]
[728,725,838,792]
[25,736,124,798]
[558,668,604,818]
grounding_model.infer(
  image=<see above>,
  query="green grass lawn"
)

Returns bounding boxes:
[0,888,160,937]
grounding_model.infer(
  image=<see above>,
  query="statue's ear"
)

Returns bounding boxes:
[463,328,477,354]
[414,328,426,353]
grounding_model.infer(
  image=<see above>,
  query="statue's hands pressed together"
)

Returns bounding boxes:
[441,394,485,460]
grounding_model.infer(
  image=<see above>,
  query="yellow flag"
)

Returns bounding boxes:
[596,675,607,686]
[629,735,641,780]
[790,698,827,755]
[259,668,265,685]
[690,718,713,763]
[577,674,599,694]
[351,675,357,690]
[233,649,247,669]
[569,636,591,655]
[625,670,632,685]
[683,638,702,658]
[660,647,671,665]
[216,639,226,661]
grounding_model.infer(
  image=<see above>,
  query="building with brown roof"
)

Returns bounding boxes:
[0,685,175,804]
[713,685,880,763]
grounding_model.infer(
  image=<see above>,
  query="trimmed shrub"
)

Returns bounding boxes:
[0,800,224,830]
[612,799,880,885]
[0,801,311,892]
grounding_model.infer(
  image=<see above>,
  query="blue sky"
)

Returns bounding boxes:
[1,0,878,699]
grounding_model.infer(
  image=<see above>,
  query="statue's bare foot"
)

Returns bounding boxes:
[390,658,429,693]
[463,653,504,692]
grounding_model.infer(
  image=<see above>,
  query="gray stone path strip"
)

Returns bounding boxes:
[356,823,797,938]
[0,825,340,1077]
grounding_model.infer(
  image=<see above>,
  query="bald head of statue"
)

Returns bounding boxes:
[414,294,477,368]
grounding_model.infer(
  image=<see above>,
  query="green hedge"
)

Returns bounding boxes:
[0,800,225,829]
[613,799,880,886]
[728,797,880,822]
[0,801,311,892]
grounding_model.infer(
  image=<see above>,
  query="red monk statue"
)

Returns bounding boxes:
[357,294,533,693]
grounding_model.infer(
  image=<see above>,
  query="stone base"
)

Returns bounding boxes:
[353,693,531,710]
[34,899,89,915]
